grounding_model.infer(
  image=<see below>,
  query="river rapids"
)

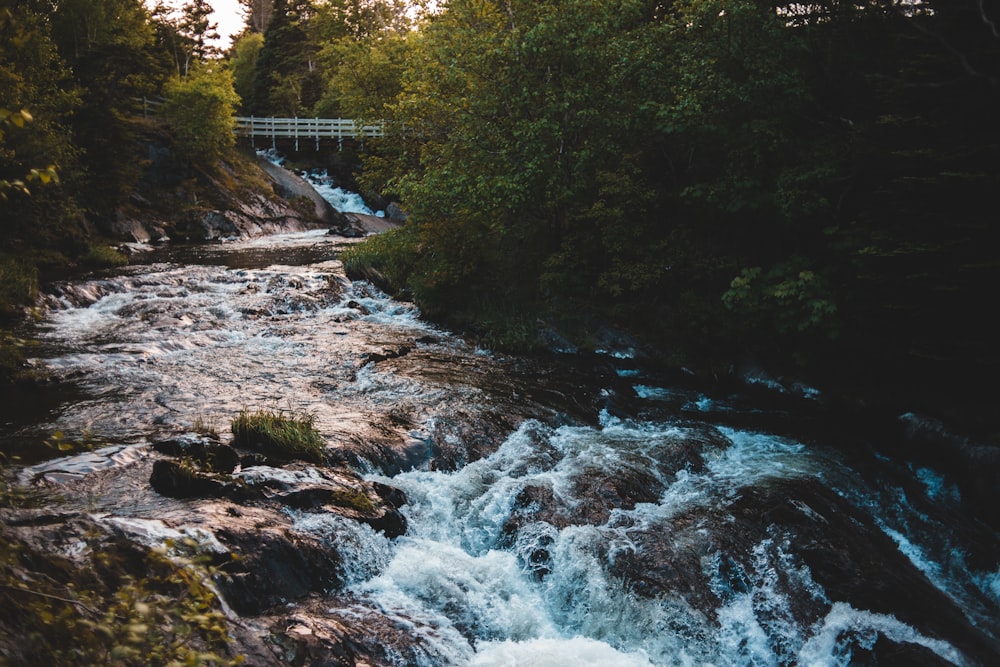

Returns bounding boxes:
[3,228,999,666]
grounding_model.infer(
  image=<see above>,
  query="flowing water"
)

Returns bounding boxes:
[5,228,999,666]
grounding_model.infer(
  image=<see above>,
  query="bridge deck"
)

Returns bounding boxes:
[234,117,383,140]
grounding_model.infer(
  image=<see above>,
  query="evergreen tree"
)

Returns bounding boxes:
[49,0,172,214]
[247,0,322,116]
[0,2,82,248]
[178,0,221,74]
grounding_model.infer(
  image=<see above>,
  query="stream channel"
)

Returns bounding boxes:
[3,199,1000,665]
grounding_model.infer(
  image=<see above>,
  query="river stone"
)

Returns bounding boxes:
[152,435,240,473]
[212,523,344,616]
[149,459,234,498]
[234,464,408,538]
[260,595,467,667]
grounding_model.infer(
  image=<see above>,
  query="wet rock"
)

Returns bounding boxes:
[152,435,240,473]
[257,157,346,229]
[328,223,365,238]
[212,524,344,616]
[235,464,408,538]
[427,409,528,472]
[730,480,1000,664]
[603,477,1000,666]
[899,412,1000,528]
[385,201,408,223]
[371,480,407,509]
[0,513,247,666]
[503,424,720,530]
[361,345,411,366]
[240,452,272,468]
[345,299,369,313]
[260,595,467,667]
[149,459,234,498]
[198,210,241,240]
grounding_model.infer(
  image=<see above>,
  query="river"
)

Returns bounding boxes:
[3,221,999,665]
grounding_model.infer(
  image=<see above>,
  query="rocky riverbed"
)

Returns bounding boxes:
[1,229,998,666]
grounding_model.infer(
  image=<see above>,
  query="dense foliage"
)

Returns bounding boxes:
[0,0,245,317]
[161,63,239,162]
[337,0,1000,396]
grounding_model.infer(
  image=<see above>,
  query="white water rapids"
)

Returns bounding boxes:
[8,227,999,666]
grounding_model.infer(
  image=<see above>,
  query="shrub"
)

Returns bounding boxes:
[161,64,239,164]
[230,408,325,463]
[340,225,418,299]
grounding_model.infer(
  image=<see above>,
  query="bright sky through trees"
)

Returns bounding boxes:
[152,0,246,49]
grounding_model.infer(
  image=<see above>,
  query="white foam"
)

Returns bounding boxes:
[311,177,381,215]
[798,602,968,666]
[287,510,392,584]
[356,538,556,644]
[471,636,654,666]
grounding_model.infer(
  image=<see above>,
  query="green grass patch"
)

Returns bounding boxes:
[230,408,326,463]
[80,243,128,269]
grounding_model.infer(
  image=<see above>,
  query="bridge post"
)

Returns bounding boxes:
[250,115,255,149]
[315,118,319,151]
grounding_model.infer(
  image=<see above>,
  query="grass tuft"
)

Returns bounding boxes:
[230,408,326,463]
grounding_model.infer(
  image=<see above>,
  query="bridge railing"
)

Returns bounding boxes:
[234,117,383,140]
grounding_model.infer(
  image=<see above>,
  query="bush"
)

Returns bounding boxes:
[340,226,418,299]
[161,64,239,164]
[230,408,325,463]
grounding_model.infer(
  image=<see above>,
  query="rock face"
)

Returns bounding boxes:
[103,148,345,243]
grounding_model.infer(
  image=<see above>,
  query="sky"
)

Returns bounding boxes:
[153,0,247,50]
[209,0,246,48]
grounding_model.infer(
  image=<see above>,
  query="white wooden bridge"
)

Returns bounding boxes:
[234,116,384,151]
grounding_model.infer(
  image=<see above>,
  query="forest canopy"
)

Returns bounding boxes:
[338,0,1000,392]
[2,0,999,392]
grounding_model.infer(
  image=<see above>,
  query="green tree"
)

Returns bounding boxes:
[177,0,222,74]
[242,0,275,33]
[314,28,408,120]
[49,0,172,213]
[161,63,239,163]
[228,31,264,109]
[361,0,678,321]
[0,109,58,201]
[351,0,828,355]
[0,2,82,240]
[247,0,322,116]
